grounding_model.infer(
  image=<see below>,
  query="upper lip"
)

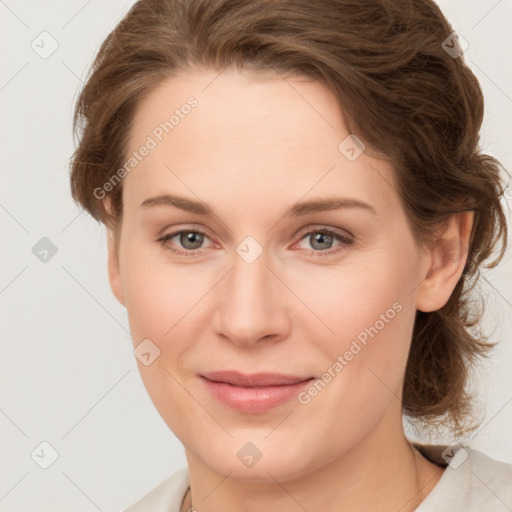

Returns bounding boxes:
[200,371,313,387]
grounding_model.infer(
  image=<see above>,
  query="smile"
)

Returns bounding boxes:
[199,371,315,413]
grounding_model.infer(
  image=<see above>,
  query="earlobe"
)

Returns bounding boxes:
[416,211,474,313]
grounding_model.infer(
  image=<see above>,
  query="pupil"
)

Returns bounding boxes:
[312,232,332,250]
[181,232,203,249]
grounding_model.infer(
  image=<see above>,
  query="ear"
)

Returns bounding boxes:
[416,210,474,313]
[104,198,125,306]
[107,228,125,306]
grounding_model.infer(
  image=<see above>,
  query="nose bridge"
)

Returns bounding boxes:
[214,241,287,345]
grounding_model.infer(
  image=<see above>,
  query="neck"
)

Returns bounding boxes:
[181,415,444,512]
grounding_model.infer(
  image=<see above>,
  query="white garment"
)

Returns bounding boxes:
[124,445,512,512]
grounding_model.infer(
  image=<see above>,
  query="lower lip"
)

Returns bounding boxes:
[200,376,314,413]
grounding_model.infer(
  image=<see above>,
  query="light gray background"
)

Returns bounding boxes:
[1,1,511,510]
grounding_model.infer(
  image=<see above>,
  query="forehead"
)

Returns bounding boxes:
[124,69,400,218]
[129,68,342,154]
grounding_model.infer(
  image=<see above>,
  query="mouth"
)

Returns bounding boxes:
[199,371,315,413]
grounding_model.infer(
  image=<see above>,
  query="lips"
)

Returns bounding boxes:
[199,371,314,413]
[201,371,311,387]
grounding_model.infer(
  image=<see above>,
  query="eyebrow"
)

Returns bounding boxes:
[140,194,376,217]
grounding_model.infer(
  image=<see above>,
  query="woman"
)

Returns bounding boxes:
[69,0,511,510]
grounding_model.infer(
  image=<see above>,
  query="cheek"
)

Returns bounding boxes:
[119,248,208,427]
[290,247,418,401]
[120,243,207,344]
[289,247,417,342]
[121,228,419,357]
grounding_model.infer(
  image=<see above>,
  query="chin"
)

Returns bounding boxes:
[190,435,321,483]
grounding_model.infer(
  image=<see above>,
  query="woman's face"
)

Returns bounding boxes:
[108,69,432,481]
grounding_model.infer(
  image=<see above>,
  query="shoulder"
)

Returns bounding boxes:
[123,467,190,512]
[416,445,512,511]
[467,449,512,506]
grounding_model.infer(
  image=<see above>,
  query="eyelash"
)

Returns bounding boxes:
[155,226,353,258]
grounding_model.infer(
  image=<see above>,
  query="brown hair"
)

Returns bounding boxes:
[69,0,508,436]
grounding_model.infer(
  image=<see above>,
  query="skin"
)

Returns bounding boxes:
[106,69,473,512]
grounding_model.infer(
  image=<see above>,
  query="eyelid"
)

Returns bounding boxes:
[292,224,354,243]
[158,224,352,244]
[156,226,215,251]
[156,222,214,239]
[156,223,354,257]
[289,227,353,255]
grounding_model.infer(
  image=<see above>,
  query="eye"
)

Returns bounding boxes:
[294,228,353,256]
[156,226,353,258]
[156,228,212,256]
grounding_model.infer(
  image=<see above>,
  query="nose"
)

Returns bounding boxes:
[211,247,291,347]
